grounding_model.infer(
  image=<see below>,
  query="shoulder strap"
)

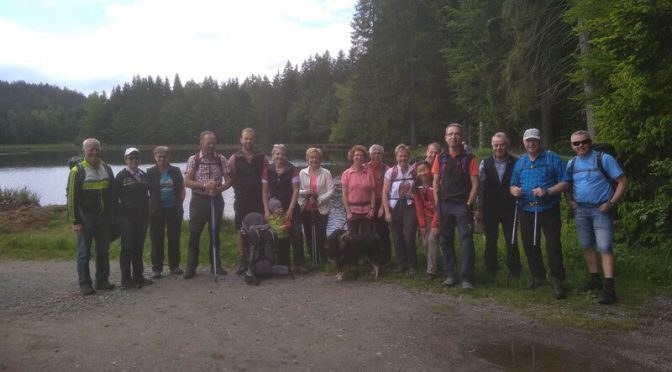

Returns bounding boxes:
[391,165,399,182]
[595,151,612,181]
[568,156,576,182]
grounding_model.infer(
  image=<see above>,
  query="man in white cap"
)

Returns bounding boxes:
[510,128,569,299]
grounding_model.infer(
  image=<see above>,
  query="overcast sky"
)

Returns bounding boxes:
[0,0,355,95]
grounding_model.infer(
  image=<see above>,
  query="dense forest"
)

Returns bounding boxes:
[1,0,671,250]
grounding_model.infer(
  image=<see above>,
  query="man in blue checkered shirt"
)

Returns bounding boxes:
[510,128,569,299]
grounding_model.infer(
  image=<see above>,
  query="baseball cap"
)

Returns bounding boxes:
[269,198,283,213]
[124,147,140,157]
[523,128,541,141]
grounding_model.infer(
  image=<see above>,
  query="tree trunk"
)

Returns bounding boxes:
[540,87,553,148]
[579,29,596,138]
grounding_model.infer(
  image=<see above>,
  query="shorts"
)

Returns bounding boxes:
[574,204,614,253]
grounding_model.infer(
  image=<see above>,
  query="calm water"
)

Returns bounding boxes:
[0,149,346,232]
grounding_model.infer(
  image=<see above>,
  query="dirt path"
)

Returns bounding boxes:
[1,260,670,371]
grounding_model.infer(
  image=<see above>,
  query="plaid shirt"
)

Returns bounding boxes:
[510,150,568,212]
[185,151,229,195]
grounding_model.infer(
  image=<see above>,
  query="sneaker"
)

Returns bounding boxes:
[80,285,96,296]
[442,277,458,288]
[462,281,475,291]
[582,277,603,291]
[94,281,115,291]
[527,277,546,290]
[135,277,153,287]
[552,278,566,299]
[170,268,184,275]
[183,270,196,279]
[151,271,162,279]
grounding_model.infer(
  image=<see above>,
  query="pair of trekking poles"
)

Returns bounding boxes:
[511,188,540,247]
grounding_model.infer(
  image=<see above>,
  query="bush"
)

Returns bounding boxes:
[0,187,40,211]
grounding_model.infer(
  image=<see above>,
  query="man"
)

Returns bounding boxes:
[565,130,627,304]
[228,128,268,274]
[432,123,479,290]
[366,144,392,264]
[183,131,231,279]
[67,138,116,295]
[510,128,569,299]
[475,132,521,279]
[412,142,441,167]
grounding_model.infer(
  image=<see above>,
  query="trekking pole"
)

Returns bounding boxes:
[311,206,318,269]
[533,188,539,247]
[210,196,218,282]
[511,199,519,246]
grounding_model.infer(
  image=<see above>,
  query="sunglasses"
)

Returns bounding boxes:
[571,139,591,147]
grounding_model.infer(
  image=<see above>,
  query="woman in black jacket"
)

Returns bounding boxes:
[115,147,152,289]
[146,146,185,279]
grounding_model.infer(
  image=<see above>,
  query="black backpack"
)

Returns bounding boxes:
[241,212,292,285]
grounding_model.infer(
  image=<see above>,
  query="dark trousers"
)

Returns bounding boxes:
[373,199,392,264]
[519,204,565,281]
[438,200,475,282]
[347,214,373,236]
[290,206,305,267]
[76,212,111,286]
[150,206,183,272]
[187,194,223,273]
[301,209,328,264]
[483,208,521,277]
[118,216,148,283]
[391,202,418,269]
[276,237,291,267]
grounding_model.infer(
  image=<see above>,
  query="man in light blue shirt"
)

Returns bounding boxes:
[566,130,628,305]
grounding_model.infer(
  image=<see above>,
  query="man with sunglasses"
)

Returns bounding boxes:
[565,130,628,304]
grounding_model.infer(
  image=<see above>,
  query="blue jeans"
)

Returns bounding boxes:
[438,201,475,282]
[76,212,111,287]
[575,204,614,253]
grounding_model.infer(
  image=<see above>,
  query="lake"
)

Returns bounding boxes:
[0,148,348,232]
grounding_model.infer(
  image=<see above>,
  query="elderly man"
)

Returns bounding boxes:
[565,130,627,304]
[413,142,442,167]
[475,132,521,279]
[366,144,392,264]
[183,131,231,279]
[67,138,116,295]
[510,128,569,299]
[229,128,268,275]
[432,123,479,290]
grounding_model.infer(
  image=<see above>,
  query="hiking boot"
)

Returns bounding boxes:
[462,281,475,291]
[80,285,96,296]
[152,271,162,279]
[408,268,417,276]
[442,276,458,288]
[582,276,603,291]
[170,268,184,275]
[183,270,196,279]
[94,280,115,291]
[599,280,617,305]
[135,277,153,287]
[552,278,566,299]
[425,272,436,281]
[527,277,546,290]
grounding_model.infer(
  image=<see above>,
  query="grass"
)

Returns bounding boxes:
[0,205,670,333]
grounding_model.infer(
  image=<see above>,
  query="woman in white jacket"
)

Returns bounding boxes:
[298,147,334,265]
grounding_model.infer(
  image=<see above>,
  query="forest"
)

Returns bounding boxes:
[1,0,671,251]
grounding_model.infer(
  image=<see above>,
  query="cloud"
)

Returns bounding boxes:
[0,0,355,94]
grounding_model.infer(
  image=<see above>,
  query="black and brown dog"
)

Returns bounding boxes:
[327,229,383,281]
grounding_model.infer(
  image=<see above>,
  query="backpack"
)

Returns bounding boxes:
[568,143,617,187]
[240,212,292,285]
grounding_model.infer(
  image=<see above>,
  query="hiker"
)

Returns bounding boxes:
[341,145,376,235]
[183,131,231,279]
[412,142,442,166]
[383,144,418,274]
[262,144,306,274]
[147,146,185,279]
[67,138,116,295]
[565,130,628,304]
[475,132,522,279]
[412,160,439,280]
[366,144,392,264]
[298,147,334,266]
[510,128,569,299]
[432,123,479,290]
[229,128,268,275]
[114,147,153,289]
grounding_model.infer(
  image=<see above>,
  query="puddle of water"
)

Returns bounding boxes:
[470,339,629,371]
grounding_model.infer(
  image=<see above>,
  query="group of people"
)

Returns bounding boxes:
[67,123,627,304]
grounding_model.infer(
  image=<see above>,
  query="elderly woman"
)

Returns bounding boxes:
[147,146,185,279]
[114,147,152,289]
[382,144,418,274]
[262,144,306,273]
[366,144,391,264]
[298,147,334,266]
[341,145,376,235]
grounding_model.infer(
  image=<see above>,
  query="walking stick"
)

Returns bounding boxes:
[210,196,218,282]
[511,199,519,246]
[533,190,539,247]
[311,206,318,268]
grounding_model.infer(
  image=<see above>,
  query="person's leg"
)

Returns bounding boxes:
[455,203,475,284]
[118,216,134,285]
[166,207,183,272]
[593,208,617,304]
[76,214,95,287]
[290,206,305,269]
[186,196,207,276]
[519,210,546,283]
[402,204,419,270]
[277,237,291,267]
[439,201,457,281]
[316,213,329,263]
[483,211,499,276]
[542,206,565,282]
[500,208,521,278]
[391,205,408,270]
[208,196,224,271]
[301,210,316,264]
[374,199,392,264]
[150,213,166,274]
[132,220,148,282]
[424,216,439,276]
[93,212,111,286]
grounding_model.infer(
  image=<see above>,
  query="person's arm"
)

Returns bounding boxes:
[466,157,479,208]
[413,190,426,235]
[317,169,334,206]
[184,157,207,192]
[382,175,392,223]
[287,180,300,222]
[600,175,628,213]
[367,173,376,219]
[67,166,83,233]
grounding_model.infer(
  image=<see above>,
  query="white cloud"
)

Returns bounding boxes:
[0,0,355,93]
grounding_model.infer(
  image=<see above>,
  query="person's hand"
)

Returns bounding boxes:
[264,211,270,223]
[532,187,546,198]
[430,227,438,237]
[73,224,83,235]
[510,186,522,198]
[285,211,293,223]
[346,210,353,222]
[567,200,577,210]
[474,209,483,222]
[378,207,384,218]
[384,210,392,224]
[366,208,374,219]
[598,201,613,213]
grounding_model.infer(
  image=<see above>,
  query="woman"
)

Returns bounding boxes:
[262,144,306,273]
[298,147,334,266]
[412,161,439,280]
[114,147,152,289]
[341,145,375,235]
[147,146,185,279]
[382,144,418,274]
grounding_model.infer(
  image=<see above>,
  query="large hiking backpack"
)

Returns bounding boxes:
[240,212,292,285]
